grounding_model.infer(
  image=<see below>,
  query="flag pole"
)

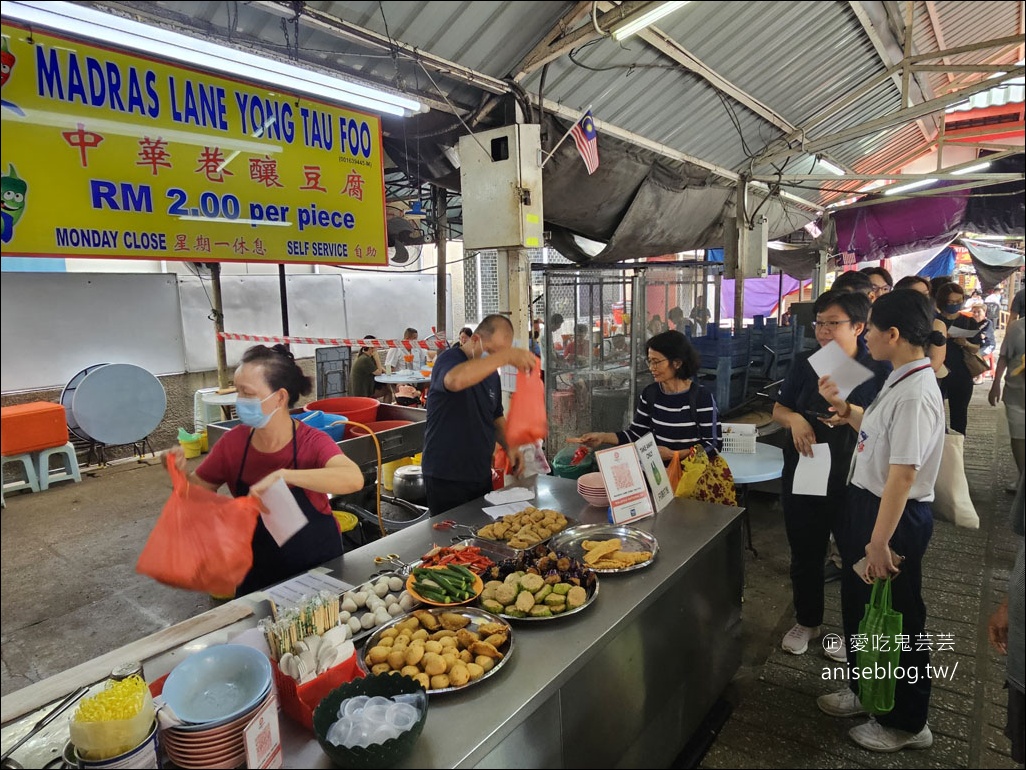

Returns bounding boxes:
[540,104,592,169]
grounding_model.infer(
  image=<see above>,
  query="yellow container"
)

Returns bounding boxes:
[179,439,202,459]
[381,457,413,490]
[198,430,209,453]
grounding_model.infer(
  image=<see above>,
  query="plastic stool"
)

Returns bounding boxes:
[34,442,82,491]
[2,452,40,506]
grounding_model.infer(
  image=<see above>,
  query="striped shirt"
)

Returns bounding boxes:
[616,382,720,452]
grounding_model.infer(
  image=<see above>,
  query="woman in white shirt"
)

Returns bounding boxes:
[814,289,945,754]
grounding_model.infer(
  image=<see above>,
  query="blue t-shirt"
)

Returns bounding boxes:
[422,347,503,483]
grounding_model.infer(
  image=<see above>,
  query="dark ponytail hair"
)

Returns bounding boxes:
[867,290,934,348]
[240,344,313,406]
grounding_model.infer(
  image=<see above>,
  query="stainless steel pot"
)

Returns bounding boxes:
[392,465,426,505]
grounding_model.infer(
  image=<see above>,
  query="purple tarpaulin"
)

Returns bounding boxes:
[721,275,809,319]
[830,187,969,262]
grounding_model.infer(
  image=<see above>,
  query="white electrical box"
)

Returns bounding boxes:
[741,215,768,278]
[458,124,543,250]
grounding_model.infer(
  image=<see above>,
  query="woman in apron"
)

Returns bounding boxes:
[170,344,364,595]
[814,289,946,753]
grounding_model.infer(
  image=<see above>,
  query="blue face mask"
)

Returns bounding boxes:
[235,392,279,429]
[943,302,962,314]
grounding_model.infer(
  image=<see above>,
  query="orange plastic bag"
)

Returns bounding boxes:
[505,361,547,447]
[136,462,262,596]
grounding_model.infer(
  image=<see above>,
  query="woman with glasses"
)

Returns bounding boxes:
[571,330,719,460]
[860,266,893,302]
[773,290,890,658]
[934,281,982,435]
[815,289,945,753]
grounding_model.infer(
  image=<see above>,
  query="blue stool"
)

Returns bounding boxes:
[34,442,82,491]
[1,452,40,507]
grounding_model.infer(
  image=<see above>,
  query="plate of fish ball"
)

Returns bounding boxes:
[547,524,658,574]
[476,545,600,621]
[357,607,513,694]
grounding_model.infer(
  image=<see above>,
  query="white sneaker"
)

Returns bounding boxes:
[781,624,820,654]
[817,688,866,717]
[823,635,848,663]
[849,718,933,752]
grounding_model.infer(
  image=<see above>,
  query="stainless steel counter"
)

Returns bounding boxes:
[1,475,742,769]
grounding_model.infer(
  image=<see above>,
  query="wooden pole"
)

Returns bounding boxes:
[210,262,229,389]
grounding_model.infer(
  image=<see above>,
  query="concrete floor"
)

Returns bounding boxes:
[1,386,1021,768]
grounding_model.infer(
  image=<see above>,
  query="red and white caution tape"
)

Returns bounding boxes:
[217,332,448,350]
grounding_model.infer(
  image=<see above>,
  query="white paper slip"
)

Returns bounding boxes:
[265,570,354,608]
[258,477,308,547]
[793,443,831,496]
[945,325,978,339]
[484,486,535,505]
[634,432,674,512]
[808,340,875,401]
[482,501,533,519]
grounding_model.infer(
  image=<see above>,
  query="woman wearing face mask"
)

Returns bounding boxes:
[934,282,982,435]
[167,344,364,595]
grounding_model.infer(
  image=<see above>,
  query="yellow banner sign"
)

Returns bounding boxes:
[0,21,387,265]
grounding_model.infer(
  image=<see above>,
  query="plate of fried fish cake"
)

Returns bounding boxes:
[547,524,658,574]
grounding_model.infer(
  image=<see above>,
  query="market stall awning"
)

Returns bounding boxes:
[960,238,1026,291]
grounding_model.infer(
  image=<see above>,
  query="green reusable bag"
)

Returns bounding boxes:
[856,578,903,714]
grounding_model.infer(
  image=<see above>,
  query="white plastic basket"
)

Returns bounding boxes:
[721,423,757,454]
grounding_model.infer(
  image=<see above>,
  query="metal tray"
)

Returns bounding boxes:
[356,607,514,695]
[473,512,579,552]
[477,545,600,622]
[548,524,659,574]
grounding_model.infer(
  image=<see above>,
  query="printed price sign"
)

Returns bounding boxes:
[595,444,654,525]
[634,433,674,512]
[0,22,386,265]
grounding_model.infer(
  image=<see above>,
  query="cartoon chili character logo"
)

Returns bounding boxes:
[1,165,28,244]
[1,36,24,115]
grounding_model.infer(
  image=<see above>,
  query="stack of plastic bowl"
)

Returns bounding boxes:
[159,644,273,769]
[577,472,610,507]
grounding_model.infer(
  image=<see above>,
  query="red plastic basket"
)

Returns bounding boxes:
[271,652,363,731]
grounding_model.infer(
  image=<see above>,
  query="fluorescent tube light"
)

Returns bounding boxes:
[883,178,937,196]
[2,1,422,117]
[951,161,991,175]
[817,158,846,176]
[611,1,690,41]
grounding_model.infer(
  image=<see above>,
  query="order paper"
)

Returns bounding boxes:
[793,443,831,496]
[482,501,533,519]
[258,477,308,547]
[945,325,978,339]
[808,340,874,401]
[484,486,535,505]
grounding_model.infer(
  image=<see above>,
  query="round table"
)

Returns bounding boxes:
[201,391,239,407]
[719,443,783,557]
[375,372,431,385]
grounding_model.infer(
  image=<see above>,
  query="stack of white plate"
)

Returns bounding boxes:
[576,472,609,507]
[159,644,274,769]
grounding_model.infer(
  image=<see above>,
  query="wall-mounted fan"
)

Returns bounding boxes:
[387,204,428,266]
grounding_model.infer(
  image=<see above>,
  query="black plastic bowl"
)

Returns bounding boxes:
[312,674,428,769]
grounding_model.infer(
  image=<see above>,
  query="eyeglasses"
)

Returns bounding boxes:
[870,284,891,294]
[812,319,853,330]
[646,357,669,368]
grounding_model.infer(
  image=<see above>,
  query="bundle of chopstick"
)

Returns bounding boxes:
[261,590,340,661]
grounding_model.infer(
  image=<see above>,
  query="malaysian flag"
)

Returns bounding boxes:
[840,251,858,267]
[570,110,599,175]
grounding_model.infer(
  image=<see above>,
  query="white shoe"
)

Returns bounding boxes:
[781,624,820,655]
[823,635,848,663]
[817,688,866,717]
[849,718,933,752]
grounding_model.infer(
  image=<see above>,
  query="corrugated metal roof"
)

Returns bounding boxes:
[91,0,1023,211]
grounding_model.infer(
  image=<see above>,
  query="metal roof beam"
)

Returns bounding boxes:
[848,1,935,144]
[923,0,954,86]
[251,0,511,96]
[830,175,1023,211]
[753,173,1021,183]
[758,64,1025,165]
[634,25,798,135]
[511,1,600,81]
[906,32,1026,62]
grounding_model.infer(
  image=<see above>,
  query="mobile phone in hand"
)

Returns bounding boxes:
[852,549,904,580]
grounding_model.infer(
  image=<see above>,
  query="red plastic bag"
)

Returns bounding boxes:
[136,462,262,596]
[505,362,547,447]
